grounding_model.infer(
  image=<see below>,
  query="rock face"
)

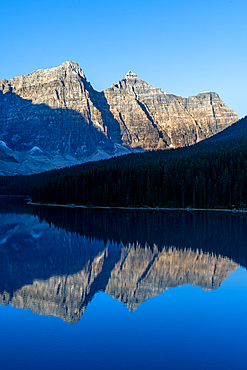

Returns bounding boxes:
[0,61,238,174]
[0,62,116,157]
[103,72,238,149]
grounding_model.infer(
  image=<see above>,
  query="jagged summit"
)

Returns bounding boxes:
[3,61,86,87]
[61,60,80,68]
[123,71,139,79]
[118,70,168,96]
[59,61,85,77]
[197,91,218,96]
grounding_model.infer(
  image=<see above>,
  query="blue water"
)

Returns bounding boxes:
[0,200,247,370]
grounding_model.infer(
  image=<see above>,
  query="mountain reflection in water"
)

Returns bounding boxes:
[0,198,246,323]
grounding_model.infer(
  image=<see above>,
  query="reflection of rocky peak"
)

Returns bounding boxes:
[0,243,238,322]
[0,207,241,322]
[106,245,238,310]
[0,247,116,323]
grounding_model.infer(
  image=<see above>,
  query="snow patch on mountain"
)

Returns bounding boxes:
[28,146,45,156]
[0,141,12,151]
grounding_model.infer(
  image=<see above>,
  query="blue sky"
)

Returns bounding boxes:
[1,0,246,118]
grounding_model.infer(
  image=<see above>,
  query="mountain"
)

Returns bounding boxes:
[104,71,237,149]
[0,61,237,175]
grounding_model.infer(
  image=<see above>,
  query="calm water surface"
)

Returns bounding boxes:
[0,198,247,369]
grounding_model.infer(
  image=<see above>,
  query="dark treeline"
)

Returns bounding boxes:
[0,147,184,196]
[33,206,247,268]
[31,136,247,208]
[1,197,247,269]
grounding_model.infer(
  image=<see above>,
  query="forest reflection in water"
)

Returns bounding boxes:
[0,197,246,323]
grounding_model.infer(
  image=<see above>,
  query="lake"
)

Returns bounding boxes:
[0,197,247,369]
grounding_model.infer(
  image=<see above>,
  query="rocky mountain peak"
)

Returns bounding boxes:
[60,60,80,69]
[59,60,86,78]
[115,70,166,97]
[123,71,139,79]
[197,91,219,98]
[5,61,86,90]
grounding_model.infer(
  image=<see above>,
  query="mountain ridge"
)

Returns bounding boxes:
[0,61,238,175]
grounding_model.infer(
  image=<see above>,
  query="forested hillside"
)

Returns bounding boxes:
[1,116,246,209]
[30,117,247,208]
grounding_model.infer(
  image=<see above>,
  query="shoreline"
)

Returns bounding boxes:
[27,201,247,214]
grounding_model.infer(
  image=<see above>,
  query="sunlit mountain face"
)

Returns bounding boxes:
[0,61,238,175]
